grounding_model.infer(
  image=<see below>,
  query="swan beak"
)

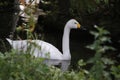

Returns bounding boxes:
[77,23,81,28]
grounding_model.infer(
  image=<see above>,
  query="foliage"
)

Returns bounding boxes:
[39,0,120,37]
[0,49,88,80]
[111,65,120,79]
[86,25,118,80]
[0,50,90,80]
[16,0,120,40]
[16,1,39,39]
[0,50,48,80]
[70,0,97,14]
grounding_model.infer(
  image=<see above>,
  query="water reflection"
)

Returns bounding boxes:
[43,59,71,71]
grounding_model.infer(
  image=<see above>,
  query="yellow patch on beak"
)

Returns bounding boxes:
[77,23,81,28]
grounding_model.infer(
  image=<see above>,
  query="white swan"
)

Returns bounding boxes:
[7,19,81,60]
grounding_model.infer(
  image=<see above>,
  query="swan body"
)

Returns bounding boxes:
[7,39,63,60]
[7,19,81,60]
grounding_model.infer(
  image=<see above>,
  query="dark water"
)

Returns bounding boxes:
[43,59,71,71]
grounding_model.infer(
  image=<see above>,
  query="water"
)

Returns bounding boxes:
[43,59,71,71]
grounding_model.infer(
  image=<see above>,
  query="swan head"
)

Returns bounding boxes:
[66,19,81,29]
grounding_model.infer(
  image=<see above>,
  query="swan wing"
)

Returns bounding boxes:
[31,40,63,60]
[7,39,28,52]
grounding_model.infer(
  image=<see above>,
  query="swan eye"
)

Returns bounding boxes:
[74,22,77,24]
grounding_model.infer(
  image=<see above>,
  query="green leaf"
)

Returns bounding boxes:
[78,59,86,67]
[90,31,99,39]
[101,58,115,65]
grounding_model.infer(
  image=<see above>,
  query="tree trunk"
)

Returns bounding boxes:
[0,0,20,53]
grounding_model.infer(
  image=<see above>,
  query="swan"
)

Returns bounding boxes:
[7,19,81,60]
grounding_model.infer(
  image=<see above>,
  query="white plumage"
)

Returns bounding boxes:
[7,19,81,60]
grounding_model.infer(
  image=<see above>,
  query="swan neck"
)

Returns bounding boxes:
[62,25,71,60]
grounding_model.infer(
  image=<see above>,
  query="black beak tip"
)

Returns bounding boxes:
[81,26,87,31]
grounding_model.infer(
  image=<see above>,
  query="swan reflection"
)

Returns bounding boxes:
[43,59,71,71]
